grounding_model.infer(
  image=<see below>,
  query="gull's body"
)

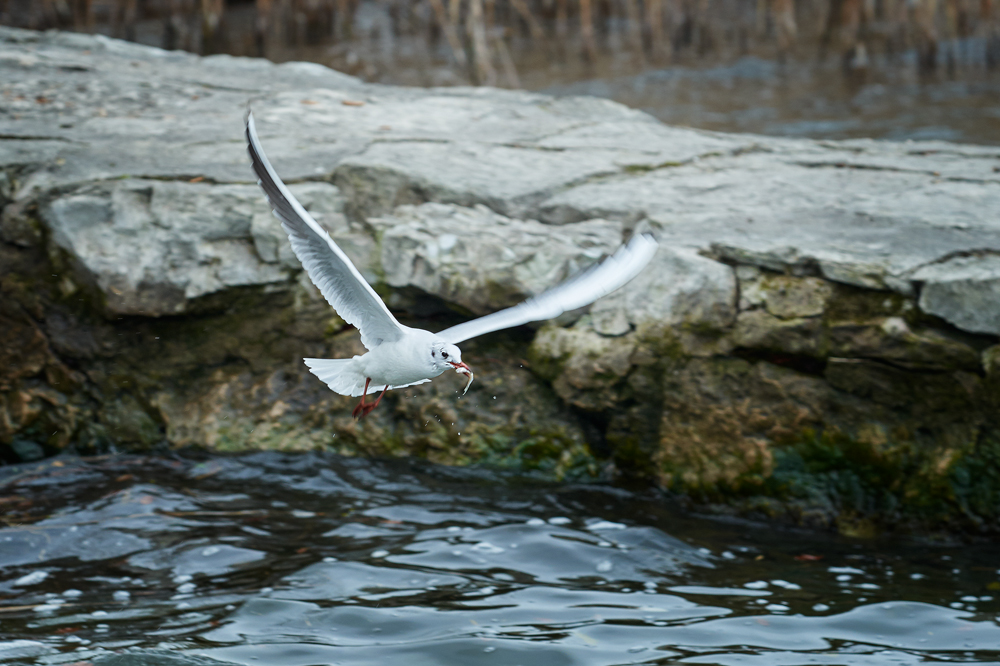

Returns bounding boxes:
[245,111,658,418]
[304,327,443,398]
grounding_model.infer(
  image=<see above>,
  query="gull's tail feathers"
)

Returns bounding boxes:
[304,358,369,397]
[303,358,432,397]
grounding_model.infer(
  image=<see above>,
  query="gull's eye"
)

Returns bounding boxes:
[442,351,449,360]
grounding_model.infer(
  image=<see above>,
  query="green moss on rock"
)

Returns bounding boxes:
[762,424,1000,532]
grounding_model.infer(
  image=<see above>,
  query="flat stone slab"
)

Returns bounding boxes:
[4,26,998,333]
[374,203,622,316]
[41,180,348,315]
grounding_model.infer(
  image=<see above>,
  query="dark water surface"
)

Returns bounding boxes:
[257,31,1000,146]
[0,453,999,665]
[540,52,1000,146]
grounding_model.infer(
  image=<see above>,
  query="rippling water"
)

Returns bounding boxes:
[1,452,999,665]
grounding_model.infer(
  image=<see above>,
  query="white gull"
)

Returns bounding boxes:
[245,111,658,419]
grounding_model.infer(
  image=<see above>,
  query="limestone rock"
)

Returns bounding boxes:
[375,203,622,315]
[337,140,623,221]
[732,309,824,357]
[42,180,282,315]
[913,254,1000,335]
[825,317,981,371]
[530,321,637,412]
[538,154,1000,312]
[740,274,833,319]
[590,246,737,336]
[41,180,363,316]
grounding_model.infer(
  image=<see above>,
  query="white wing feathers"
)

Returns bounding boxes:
[436,234,658,344]
[247,111,657,350]
[245,112,405,350]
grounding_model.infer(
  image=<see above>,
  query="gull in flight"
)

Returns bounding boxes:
[246,111,658,419]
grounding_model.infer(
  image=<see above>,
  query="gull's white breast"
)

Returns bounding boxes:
[357,328,444,387]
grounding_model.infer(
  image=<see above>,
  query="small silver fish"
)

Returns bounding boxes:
[457,367,474,395]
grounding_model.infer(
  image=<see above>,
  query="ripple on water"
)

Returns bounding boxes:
[0,452,999,666]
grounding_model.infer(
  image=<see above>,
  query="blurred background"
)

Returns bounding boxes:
[1,0,999,140]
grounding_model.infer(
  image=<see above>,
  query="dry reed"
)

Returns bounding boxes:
[2,0,998,84]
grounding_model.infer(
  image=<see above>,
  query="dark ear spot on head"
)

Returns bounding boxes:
[432,350,436,357]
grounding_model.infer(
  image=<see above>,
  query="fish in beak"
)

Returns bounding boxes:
[450,361,474,394]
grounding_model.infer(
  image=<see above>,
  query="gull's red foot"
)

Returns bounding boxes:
[352,379,387,420]
[351,400,367,419]
[356,402,378,419]
[352,378,372,419]
[353,395,385,419]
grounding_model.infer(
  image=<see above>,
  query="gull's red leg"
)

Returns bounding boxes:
[360,386,389,418]
[352,377,372,419]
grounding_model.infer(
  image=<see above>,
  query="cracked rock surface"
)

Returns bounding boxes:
[3,27,1000,535]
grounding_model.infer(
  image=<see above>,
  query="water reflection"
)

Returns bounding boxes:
[0,452,998,665]
[544,51,1000,145]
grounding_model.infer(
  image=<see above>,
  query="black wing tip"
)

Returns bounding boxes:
[244,108,255,141]
[244,110,274,187]
[245,109,258,164]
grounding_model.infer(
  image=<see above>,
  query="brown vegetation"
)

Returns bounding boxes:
[1,0,997,83]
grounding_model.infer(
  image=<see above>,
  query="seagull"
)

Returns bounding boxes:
[245,111,658,419]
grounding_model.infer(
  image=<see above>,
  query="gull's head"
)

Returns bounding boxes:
[429,339,470,375]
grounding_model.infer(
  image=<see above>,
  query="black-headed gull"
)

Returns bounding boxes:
[246,111,658,418]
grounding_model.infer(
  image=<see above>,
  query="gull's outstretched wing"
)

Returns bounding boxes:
[437,234,658,344]
[246,111,405,350]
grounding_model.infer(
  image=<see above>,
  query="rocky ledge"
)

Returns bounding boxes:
[2,27,1000,535]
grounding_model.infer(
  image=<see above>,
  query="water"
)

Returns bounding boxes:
[542,53,1000,145]
[1,452,999,665]
[262,31,1000,146]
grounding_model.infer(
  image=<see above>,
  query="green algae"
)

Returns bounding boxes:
[475,427,600,480]
[821,283,913,323]
[758,425,1000,532]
